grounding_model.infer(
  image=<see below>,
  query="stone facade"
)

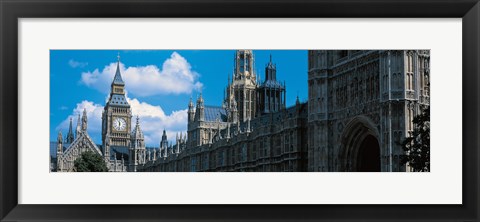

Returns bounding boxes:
[56,109,104,172]
[141,102,308,172]
[307,50,430,172]
[140,50,306,172]
[52,50,430,172]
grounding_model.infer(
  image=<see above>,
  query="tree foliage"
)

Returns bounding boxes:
[74,151,108,172]
[400,106,430,172]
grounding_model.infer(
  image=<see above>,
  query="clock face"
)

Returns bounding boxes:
[113,117,127,131]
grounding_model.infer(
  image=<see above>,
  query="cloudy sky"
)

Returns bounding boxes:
[50,50,307,147]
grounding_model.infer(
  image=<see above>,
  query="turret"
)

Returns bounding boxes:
[66,118,74,143]
[228,50,258,122]
[195,94,205,121]
[265,54,276,81]
[81,108,88,132]
[56,131,63,172]
[256,54,285,116]
[57,131,63,154]
[160,129,168,158]
[188,97,195,123]
[75,114,81,137]
[130,116,146,171]
[175,132,181,153]
[234,50,256,81]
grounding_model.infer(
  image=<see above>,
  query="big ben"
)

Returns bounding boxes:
[102,54,132,161]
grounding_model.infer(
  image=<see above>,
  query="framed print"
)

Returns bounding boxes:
[1,0,479,221]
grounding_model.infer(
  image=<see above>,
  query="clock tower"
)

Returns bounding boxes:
[102,54,132,161]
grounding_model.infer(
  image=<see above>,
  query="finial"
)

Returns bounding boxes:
[117,52,120,63]
[57,131,63,143]
[136,115,140,125]
[270,54,272,63]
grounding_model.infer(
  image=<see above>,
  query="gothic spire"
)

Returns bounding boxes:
[57,131,63,144]
[160,129,168,149]
[162,129,167,139]
[81,108,88,132]
[188,96,194,110]
[112,53,125,86]
[196,93,205,121]
[76,114,81,136]
[66,117,74,143]
[265,54,276,81]
[131,116,143,139]
[197,93,204,105]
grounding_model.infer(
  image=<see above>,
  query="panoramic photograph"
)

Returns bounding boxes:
[50,50,430,172]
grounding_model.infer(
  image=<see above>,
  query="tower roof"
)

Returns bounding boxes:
[131,116,144,139]
[67,118,73,135]
[112,53,125,86]
[267,54,275,69]
[197,93,204,104]
[188,96,194,108]
[204,105,228,122]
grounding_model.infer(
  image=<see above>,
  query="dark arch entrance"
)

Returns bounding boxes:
[356,135,381,172]
[339,116,381,172]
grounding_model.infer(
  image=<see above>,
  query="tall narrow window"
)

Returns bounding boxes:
[239,56,245,74]
[405,74,409,90]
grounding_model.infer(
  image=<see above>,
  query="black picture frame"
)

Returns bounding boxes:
[1,0,478,221]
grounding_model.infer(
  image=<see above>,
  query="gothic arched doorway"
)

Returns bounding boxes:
[339,116,381,172]
[357,135,380,172]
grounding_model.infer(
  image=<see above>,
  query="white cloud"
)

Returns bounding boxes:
[56,98,188,147]
[55,100,104,136]
[68,59,88,68]
[127,97,188,145]
[80,52,203,97]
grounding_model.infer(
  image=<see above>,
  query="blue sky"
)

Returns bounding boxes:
[50,50,307,146]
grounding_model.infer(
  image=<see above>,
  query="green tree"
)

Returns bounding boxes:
[400,106,430,172]
[74,151,108,172]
